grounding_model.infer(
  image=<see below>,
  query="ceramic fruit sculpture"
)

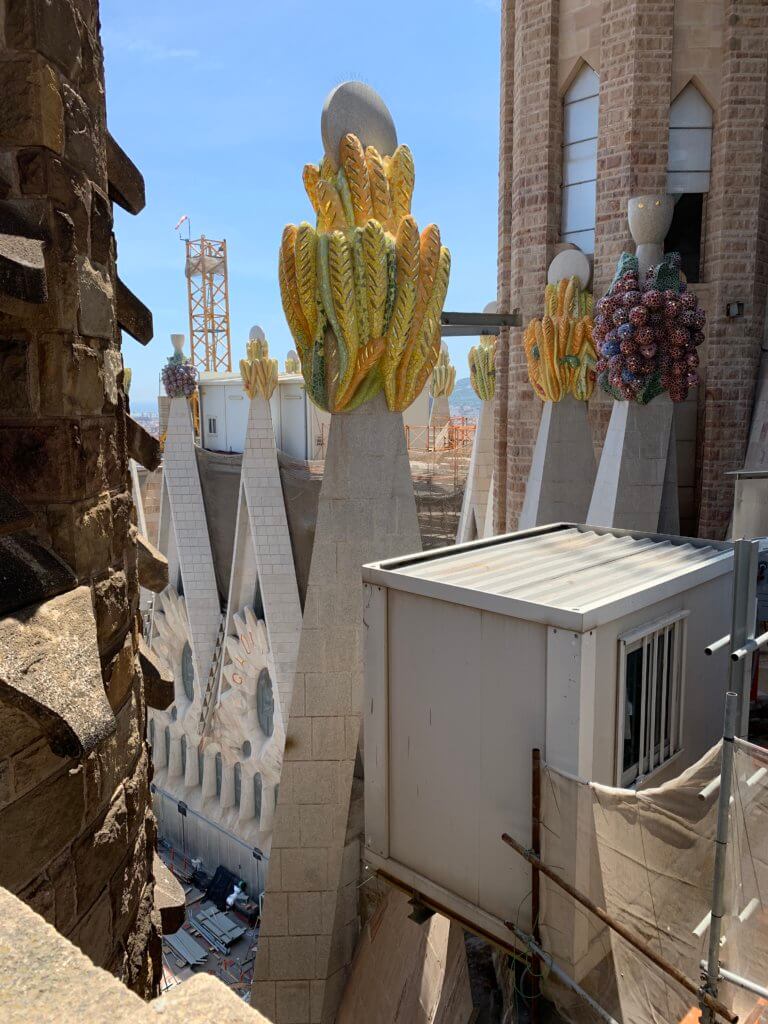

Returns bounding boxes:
[593,252,705,404]
[278,133,451,413]
[285,350,301,374]
[162,346,198,398]
[430,343,456,398]
[524,277,596,402]
[468,336,497,403]
[240,337,279,401]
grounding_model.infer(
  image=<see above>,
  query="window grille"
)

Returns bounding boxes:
[618,614,687,786]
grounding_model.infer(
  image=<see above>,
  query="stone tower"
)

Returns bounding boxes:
[494,0,768,540]
[0,0,167,994]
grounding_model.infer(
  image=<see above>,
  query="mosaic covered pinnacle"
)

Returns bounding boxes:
[240,337,279,401]
[468,336,497,402]
[524,277,596,402]
[278,132,451,413]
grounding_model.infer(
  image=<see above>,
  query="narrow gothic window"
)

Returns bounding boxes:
[253,773,263,823]
[234,762,242,808]
[180,735,187,776]
[665,84,713,283]
[215,752,223,797]
[181,641,195,701]
[561,64,599,255]
[257,668,275,737]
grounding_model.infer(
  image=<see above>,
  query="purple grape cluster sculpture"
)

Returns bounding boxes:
[161,353,198,398]
[593,251,705,404]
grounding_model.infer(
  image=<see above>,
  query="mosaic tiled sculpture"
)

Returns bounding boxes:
[593,251,705,404]
[278,134,451,413]
[523,277,596,402]
[161,335,198,398]
[239,336,278,401]
[468,336,497,402]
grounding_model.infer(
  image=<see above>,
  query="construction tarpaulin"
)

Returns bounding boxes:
[539,739,768,1023]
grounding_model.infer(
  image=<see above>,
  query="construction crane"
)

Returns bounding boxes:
[185,235,232,373]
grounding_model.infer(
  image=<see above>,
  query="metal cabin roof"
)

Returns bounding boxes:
[362,524,733,631]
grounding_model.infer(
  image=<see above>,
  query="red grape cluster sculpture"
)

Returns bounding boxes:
[161,356,198,398]
[593,252,705,404]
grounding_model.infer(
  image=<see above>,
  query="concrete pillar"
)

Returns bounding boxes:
[457,401,495,542]
[519,397,596,529]
[162,397,220,691]
[253,393,421,1024]
[428,395,451,433]
[587,396,678,533]
[235,396,302,729]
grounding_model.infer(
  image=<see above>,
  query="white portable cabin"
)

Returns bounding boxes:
[198,372,431,459]
[362,523,733,951]
[198,372,328,460]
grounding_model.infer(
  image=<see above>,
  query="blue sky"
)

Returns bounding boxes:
[103,0,501,412]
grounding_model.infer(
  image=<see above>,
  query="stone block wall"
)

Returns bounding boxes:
[0,0,160,995]
[495,0,768,540]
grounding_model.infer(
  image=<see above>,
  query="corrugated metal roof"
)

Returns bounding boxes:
[382,526,731,616]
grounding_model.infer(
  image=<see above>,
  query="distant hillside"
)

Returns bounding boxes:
[450,377,480,420]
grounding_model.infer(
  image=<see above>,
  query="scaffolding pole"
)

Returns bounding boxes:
[501,832,737,1022]
[700,691,739,1024]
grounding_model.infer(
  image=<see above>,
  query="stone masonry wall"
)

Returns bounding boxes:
[697,1,768,538]
[496,0,768,539]
[499,0,561,532]
[0,0,159,994]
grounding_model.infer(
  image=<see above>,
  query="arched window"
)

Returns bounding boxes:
[198,748,205,789]
[234,763,242,808]
[665,84,713,283]
[214,752,223,798]
[180,735,187,777]
[561,64,599,255]
[242,740,252,758]
[667,84,713,194]
[257,668,275,737]
[163,726,171,765]
[181,641,195,701]
[253,773,262,824]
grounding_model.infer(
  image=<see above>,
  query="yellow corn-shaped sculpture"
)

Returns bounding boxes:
[285,350,301,374]
[524,276,596,402]
[468,337,497,402]
[278,132,450,413]
[240,337,279,401]
[430,343,456,398]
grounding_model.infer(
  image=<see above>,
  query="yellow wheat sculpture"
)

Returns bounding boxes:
[278,133,451,413]
[240,337,279,401]
[523,277,596,402]
[468,337,497,402]
[430,343,456,398]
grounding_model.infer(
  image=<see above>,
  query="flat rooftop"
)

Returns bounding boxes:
[363,524,733,630]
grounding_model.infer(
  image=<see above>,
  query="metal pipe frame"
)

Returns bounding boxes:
[701,692,740,1024]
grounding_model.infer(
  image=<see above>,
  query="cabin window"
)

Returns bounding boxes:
[561,64,599,255]
[208,417,217,434]
[619,614,686,786]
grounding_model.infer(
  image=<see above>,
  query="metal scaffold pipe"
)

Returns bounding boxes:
[700,691,740,1024]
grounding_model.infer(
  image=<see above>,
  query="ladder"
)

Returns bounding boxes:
[197,610,227,736]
